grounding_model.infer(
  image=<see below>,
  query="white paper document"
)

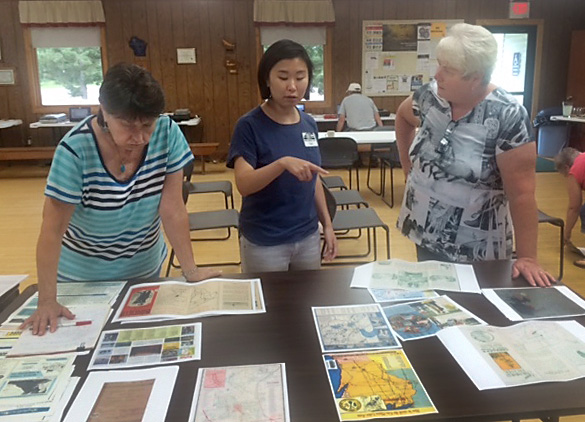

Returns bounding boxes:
[0,275,27,299]
[312,304,400,352]
[3,281,125,327]
[89,322,202,370]
[437,320,585,390]
[0,354,76,421]
[8,305,111,357]
[189,363,290,422]
[351,259,480,293]
[368,287,439,303]
[382,295,486,341]
[323,350,437,420]
[482,286,585,321]
[63,365,179,422]
[112,278,266,323]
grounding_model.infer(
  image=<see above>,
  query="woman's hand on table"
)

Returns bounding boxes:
[512,257,556,287]
[184,267,222,282]
[19,300,75,336]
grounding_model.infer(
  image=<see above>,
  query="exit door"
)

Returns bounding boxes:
[484,25,537,114]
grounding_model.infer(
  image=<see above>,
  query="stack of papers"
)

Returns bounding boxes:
[2,281,125,327]
[112,278,266,323]
[0,354,78,422]
[0,275,28,299]
[7,305,111,357]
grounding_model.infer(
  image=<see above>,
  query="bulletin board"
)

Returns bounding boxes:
[362,19,462,96]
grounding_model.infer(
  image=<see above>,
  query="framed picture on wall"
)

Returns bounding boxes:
[0,69,16,85]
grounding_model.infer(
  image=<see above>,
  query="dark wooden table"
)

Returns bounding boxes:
[2,261,584,422]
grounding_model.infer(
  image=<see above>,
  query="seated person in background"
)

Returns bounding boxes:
[336,83,384,132]
[22,63,220,336]
[227,39,337,273]
[554,147,585,268]
[394,23,554,287]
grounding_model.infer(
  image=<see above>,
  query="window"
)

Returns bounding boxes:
[24,26,107,113]
[259,26,332,108]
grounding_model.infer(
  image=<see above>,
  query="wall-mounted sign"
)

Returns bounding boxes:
[0,69,15,85]
[509,2,530,19]
[177,48,196,64]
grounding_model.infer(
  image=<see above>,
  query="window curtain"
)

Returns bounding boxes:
[19,1,105,26]
[254,0,335,26]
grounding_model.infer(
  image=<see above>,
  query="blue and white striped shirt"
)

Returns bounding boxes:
[45,115,193,281]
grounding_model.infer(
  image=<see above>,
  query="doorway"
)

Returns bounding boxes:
[484,25,537,113]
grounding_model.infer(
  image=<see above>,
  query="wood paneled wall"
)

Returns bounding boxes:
[1,0,585,154]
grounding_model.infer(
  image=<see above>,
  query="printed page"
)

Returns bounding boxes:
[482,286,585,321]
[351,259,480,293]
[113,278,264,323]
[382,295,486,341]
[89,323,202,370]
[189,363,290,422]
[63,366,178,422]
[437,320,585,390]
[312,304,400,353]
[323,350,437,420]
[8,305,111,356]
[0,275,28,298]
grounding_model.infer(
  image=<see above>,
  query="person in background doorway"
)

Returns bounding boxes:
[394,23,554,287]
[21,63,220,336]
[554,147,585,268]
[336,83,384,132]
[227,39,338,272]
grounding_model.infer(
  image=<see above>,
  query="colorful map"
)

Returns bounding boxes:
[323,350,436,420]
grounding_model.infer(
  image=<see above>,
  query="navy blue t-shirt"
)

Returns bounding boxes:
[227,106,321,246]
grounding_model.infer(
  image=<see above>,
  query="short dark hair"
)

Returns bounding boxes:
[257,39,314,100]
[98,62,165,121]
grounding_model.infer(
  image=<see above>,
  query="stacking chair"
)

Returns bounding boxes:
[366,142,401,207]
[183,161,234,209]
[321,176,368,210]
[165,181,240,276]
[318,137,361,190]
[538,210,564,281]
[322,183,390,263]
[321,175,348,191]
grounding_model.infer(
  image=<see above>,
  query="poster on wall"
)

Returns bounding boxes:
[362,20,462,96]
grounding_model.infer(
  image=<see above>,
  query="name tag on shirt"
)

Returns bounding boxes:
[302,132,318,147]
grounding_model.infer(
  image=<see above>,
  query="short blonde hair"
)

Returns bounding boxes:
[435,23,498,85]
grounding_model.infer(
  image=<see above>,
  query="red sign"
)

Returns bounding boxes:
[509,2,530,19]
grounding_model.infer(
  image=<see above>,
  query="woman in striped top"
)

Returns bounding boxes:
[22,63,220,335]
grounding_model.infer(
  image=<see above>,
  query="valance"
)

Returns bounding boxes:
[19,1,105,25]
[254,0,335,25]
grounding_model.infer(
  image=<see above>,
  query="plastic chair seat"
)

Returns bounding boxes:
[188,209,239,232]
[321,175,347,190]
[321,182,390,263]
[188,180,234,209]
[331,189,368,208]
